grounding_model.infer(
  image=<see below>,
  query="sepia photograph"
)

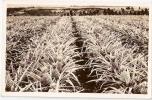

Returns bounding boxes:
[1,0,152,98]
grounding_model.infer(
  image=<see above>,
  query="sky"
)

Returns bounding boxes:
[6,0,151,7]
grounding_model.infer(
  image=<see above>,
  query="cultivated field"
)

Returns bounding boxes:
[6,15,149,93]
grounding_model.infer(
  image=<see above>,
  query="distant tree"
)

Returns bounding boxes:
[94,9,100,15]
[115,11,119,15]
[121,8,125,15]
[126,6,130,10]
[107,8,111,15]
[70,10,72,16]
[139,7,141,10]
[144,8,149,15]
[118,11,122,15]
[130,7,134,11]
[79,11,82,16]
[141,9,145,15]
[103,9,107,15]
[133,11,138,15]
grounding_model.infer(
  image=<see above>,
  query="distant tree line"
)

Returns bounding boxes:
[7,8,25,16]
[103,7,149,15]
[7,6,149,16]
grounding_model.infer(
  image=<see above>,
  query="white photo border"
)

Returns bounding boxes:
[1,0,152,99]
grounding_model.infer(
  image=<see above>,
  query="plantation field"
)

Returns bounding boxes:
[6,15,149,93]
